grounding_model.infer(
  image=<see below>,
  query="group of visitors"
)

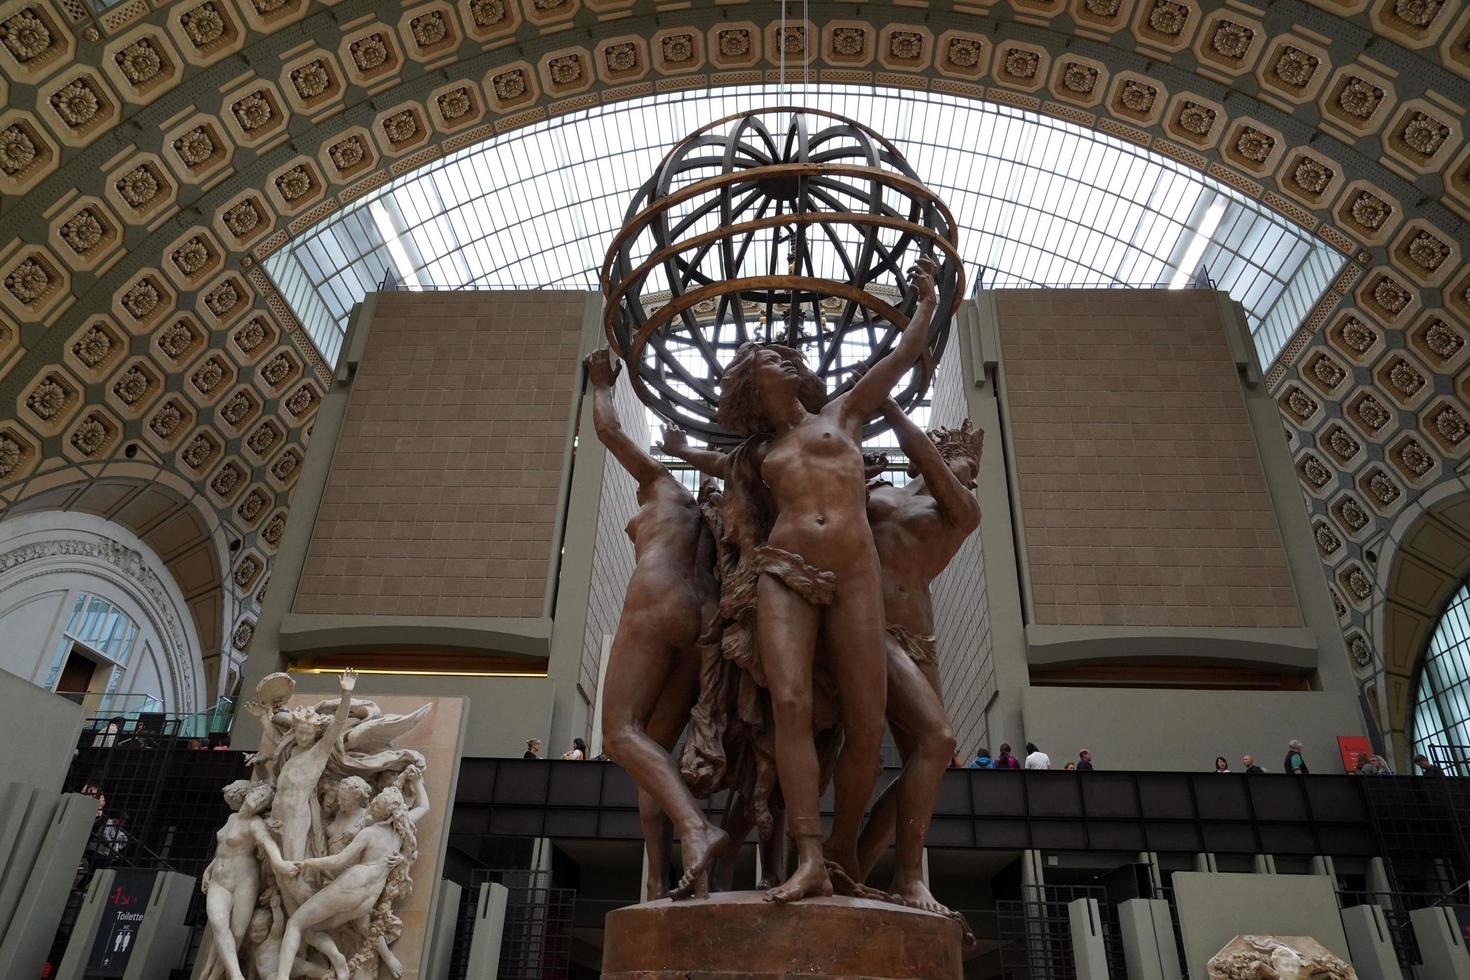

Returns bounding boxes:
[1212,739,1450,776]
[528,732,1457,776]
[524,737,608,762]
[958,737,1456,776]
[967,743,1089,770]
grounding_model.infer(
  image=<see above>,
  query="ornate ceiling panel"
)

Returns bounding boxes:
[0,0,1465,719]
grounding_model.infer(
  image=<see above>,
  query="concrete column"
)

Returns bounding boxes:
[1367,857,1394,910]
[1253,854,1277,874]
[466,882,510,979]
[1341,904,1404,980]
[1022,849,1047,970]
[0,791,96,979]
[1193,854,1218,873]
[423,880,462,980]
[121,871,193,980]
[1118,898,1183,980]
[1409,907,1470,980]
[55,869,194,980]
[1069,897,1111,980]
[0,784,54,932]
[1136,852,1164,896]
[1310,856,1337,879]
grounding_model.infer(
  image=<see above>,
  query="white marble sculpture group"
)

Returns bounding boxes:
[1208,935,1357,980]
[200,669,432,980]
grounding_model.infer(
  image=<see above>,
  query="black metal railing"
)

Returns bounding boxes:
[444,869,577,980]
[1425,743,1470,777]
[995,884,1127,980]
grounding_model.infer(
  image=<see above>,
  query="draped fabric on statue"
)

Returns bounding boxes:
[679,435,844,842]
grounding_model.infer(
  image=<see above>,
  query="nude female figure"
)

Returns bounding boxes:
[198,781,296,980]
[324,776,372,855]
[689,257,939,901]
[278,771,430,980]
[856,401,981,910]
[584,348,728,900]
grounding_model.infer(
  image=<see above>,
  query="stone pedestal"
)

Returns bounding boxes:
[602,891,964,979]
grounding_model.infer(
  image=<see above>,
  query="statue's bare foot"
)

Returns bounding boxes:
[764,860,833,904]
[892,878,949,915]
[668,825,729,900]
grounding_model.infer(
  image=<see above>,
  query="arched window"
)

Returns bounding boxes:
[1411,579,1470,774]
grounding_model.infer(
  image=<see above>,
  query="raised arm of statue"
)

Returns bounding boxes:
[843,257,938,422]
[586,349,667,487]
[319,668,358,752]
[881,399,980,532]
[659,425,729,480]
[398,766,431,825]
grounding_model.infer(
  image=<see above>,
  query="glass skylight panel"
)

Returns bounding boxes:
[264,83,1343,375]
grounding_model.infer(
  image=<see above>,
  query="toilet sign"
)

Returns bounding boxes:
[84,870,156,977]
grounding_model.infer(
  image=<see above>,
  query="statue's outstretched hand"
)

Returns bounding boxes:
[905,256,938,314]
[339,667,358,693]
[584,349,621,388]
[659,425,688,456]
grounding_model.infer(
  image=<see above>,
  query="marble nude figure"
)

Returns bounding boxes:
[589,257,985,920]
[199,669,432,980]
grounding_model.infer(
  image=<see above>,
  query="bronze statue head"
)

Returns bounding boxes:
[715,342,826,436]
[909,418,983,487]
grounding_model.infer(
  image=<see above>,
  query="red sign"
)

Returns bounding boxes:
[1337,735,1373,773]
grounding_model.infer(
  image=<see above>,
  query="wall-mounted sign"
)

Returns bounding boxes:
[84,870,156,978]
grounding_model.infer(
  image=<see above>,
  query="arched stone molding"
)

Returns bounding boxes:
[0,0,1463,721]
[1368,479,1470,767]
[0,508,209,712]
[2,464,243,701]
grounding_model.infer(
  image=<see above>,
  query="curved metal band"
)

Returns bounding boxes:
[620,275,936,441]
[602,210,966,357]
[645,105,913,190]
[599,162,961,293]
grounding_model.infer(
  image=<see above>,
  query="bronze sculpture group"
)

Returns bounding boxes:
[588,257,983,920]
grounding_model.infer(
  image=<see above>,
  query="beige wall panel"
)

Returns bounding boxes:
[294,291,584,618]
[995,289,1301,630]
[1021,685,1363,772]
[1172,872,1349,980]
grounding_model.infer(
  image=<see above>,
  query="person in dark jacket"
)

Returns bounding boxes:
[1077,750,1094,771]
[1283,739,1309,775]
[1241,755,1265,774]
[994,743,1021,770]
[1413,754,1446,776]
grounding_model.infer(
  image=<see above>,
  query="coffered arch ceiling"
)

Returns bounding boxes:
[0,0,1466,714]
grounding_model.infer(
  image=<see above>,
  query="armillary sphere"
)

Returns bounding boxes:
[601,106,964,445]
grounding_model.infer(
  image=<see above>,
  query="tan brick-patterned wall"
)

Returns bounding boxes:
[294,291,584,618]
[578,365,648,714]
[929,346,995,760]
[997,289,1301,629]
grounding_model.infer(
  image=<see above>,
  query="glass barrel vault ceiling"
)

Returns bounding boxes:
[264,84,1344,374]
